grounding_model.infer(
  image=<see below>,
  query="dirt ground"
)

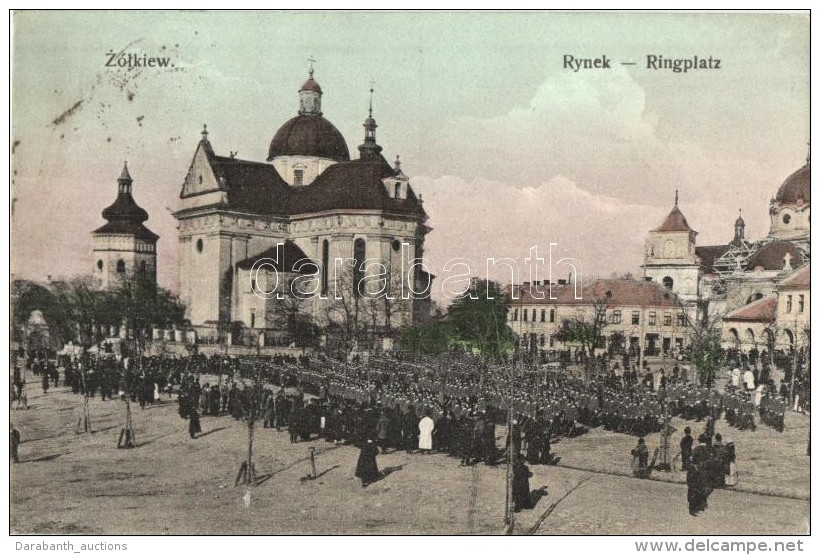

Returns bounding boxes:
[9,372,810,535]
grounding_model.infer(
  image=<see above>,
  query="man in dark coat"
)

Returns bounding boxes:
[355,439,380,488]
[680,426,694,471]
[631,437,650,478]
[188,407,202,439]
[687,434,711,516]
[512,454,533,512]
[709,433,727,488]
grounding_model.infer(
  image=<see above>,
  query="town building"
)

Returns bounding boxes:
[507,278,691,362]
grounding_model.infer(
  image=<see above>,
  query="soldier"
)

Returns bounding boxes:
[680,426,693,471]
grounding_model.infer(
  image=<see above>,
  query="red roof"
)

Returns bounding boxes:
[778,264,810,289]
[653,205,695,233]
[509,278,682,309]
[747,240,803,272]
[724,296,777,323]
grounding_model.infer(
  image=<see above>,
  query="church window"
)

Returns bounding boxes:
[662,276,674,290]
[782,214,791,224]
[97,260,103,271]
[116,260,125,274]
[798,294,804,312]
[394,182,401,199]
[786,295,793,313]
[293,169,304,186]
[196,238,204,253]
[321,240,329,295]
[648,312,657,326]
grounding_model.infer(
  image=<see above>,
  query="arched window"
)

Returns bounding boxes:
[662,276,674,290]
[196,238,204,253]
[782,213,791,225]
[116,260,126,274]
[784,329,794,346]
[664,239,676,257]
[394,182,401,199]
[97,260,103,272]
[353,238,366,297]
[321,240,330,295]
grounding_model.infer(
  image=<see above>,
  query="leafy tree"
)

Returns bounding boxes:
[552,296,609,358]
[680,299,724,388]
[112,273,186,355]
[400,320,453,355]
[446,279,513,362]
[12,280,71,347]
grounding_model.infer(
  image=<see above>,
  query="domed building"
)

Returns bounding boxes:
[92,162,158,290]
[768,160,810,241]
[653,153,811,352]
[173,69,432,348]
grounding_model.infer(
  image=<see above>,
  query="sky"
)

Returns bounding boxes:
[10,11,810,302]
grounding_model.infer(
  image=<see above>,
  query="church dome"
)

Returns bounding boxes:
[267,114,350,162]
[746,240,803,272]
[774,163,810,205]
[300,76,322,93]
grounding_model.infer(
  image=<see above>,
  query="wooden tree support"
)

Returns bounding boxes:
[117,399,136,448]
[117,427,136,448]
[235,461,257,486]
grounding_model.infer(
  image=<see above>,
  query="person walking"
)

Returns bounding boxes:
[512,454,533,512]
[188,407,202,439]
[10,424,20,463]
[631,437,650,478]
[355,439,380,488]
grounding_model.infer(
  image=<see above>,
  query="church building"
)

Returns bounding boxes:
[641,153,810,353]
[172,68,432,346]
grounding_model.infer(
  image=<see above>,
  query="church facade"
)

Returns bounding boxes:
[172,70,432,346]
[641,155,810,354]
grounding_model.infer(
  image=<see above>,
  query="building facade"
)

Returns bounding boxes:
[507,278,692,361]
[173,70,432,344]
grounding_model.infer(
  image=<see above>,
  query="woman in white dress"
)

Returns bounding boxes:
[418,413,435,453]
